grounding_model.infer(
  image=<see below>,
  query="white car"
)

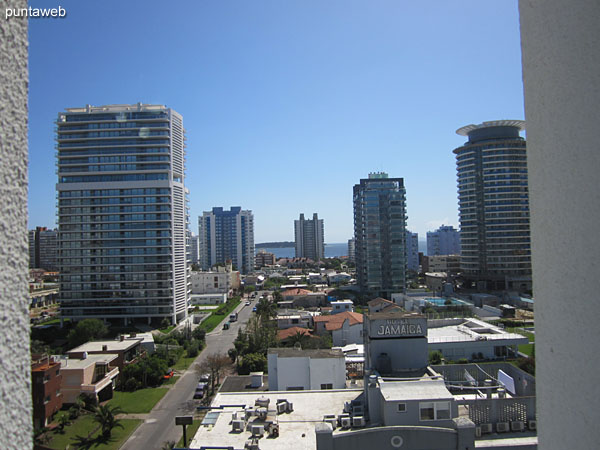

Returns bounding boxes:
[245,301,251,306]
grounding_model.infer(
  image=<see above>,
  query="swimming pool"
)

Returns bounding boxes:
[424,297,469,306]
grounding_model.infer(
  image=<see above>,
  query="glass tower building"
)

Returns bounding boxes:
[353,173,407,297]
[198,207,254,274]
[56,103,189,325]
[454,120,532,291]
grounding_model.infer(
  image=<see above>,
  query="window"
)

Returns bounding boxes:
[419,401,451,421]
[321,383,333,390]
[286,386,304,391]
[397,403,407,413]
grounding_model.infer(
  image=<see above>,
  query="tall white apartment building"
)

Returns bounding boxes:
[198,207,255,274]
[56,103,189,325]
[426,225,460,256]
[294,213,324,260]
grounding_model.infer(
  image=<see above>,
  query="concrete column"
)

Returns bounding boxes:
[0,0,32,446]
[454,417,475,450]
[520,1,600,448]
[315,422,334,450]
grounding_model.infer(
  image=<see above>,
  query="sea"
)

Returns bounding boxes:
[256,242,348,259]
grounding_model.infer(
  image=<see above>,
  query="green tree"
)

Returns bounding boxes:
[67,319,108,348]
[286,330,310,348]
[93,404,124,438]
[273,290,283,303]
[429,350,443,365]
[256,297,277,320]
[237,352,267,375]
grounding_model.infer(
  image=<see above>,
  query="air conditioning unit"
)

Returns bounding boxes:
[528,420,537,431]
[511,421,525,432]
[496,422,510,433]
[277,402,287,414]
[244,438,260,450]
[286,402,294,413]
[475,427,482,438]
[251,425,264,437]
[323,415,337,430]
[352,416,365,427]
[480,423,493,434]
[340,417,351,429]
[267,422,279,437]
[353,405,364,415]
[232,420,245,432]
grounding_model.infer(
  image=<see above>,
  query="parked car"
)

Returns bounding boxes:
[194,382,208,399]
[252,306,257,313]
[199,373,211,383]
[245,301,251,306]
[223,322,230,330]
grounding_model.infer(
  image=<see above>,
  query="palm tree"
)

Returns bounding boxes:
[288,330,310,348]
[93,404,124,438]
[256,297,277,319]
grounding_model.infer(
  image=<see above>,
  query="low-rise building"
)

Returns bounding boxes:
[327,272,352,284]
[191,264,240,296]
[427,318,529,360]
[280,288,327,308]
[268,348,346,391]
[425,272,448,292]
[190,293,227,305]
[277,327,315,344]
[67,337,144,372]
[276,310,315,329]
[255,251,277,268]
[31,354,63,429]
[60,353,119,404]
[330,300,354,314]
[314,311,364,347]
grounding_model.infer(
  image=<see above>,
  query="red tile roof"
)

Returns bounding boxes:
[368,297,393,306]
[277,327,314,341]
[314,311,364,331]
[281,288,312,296]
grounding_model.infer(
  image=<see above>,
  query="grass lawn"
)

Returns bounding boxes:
[110,388,168,414]
[48,414,141,450]
[198,298,241,332]
[159,325,176,334]
[176,419,202,448]
[173,354,198,371]
[506,327,535,356]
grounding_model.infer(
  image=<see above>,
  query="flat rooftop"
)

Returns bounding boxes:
[427,318,529,344]
[268,348,344,359]
[68,338,141,353]
[379,379,453,402]
[189,389,362,450]
[60,353,118,369]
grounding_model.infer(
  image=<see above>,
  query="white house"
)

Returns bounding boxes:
[331,299,354,314]
[267,348,346,391]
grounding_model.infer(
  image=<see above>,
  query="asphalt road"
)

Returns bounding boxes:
[120,293,261,450]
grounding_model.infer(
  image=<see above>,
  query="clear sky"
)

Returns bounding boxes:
[28,0,525,243]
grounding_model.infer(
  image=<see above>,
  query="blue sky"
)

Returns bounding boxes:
[28,0,525,243]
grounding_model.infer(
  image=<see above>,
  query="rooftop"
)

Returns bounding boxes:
[379,379,453,402]
[277,327,314,341]
[219,375,269,393]
[60,353,119,370]
[427,318,529,344]
[268,348,344,359]
[68,338,141,353]
[313,311,363,331]
[189,389,362,450]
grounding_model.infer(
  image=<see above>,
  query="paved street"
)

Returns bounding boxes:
[120,294,259,450]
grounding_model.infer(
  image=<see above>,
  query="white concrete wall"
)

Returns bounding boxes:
[520,1,600,448]
[309,357,346,390]
[332,321,363,347]
[272,356,310,390]
[0,1,32,445]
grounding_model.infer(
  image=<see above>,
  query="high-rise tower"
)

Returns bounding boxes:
[454,120,532,291]
[56,103,189,325]
[353,172,407,297]
[294,213,324,260]
[198,207,254,274]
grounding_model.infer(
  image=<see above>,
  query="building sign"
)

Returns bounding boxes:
[370,318,427,338]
